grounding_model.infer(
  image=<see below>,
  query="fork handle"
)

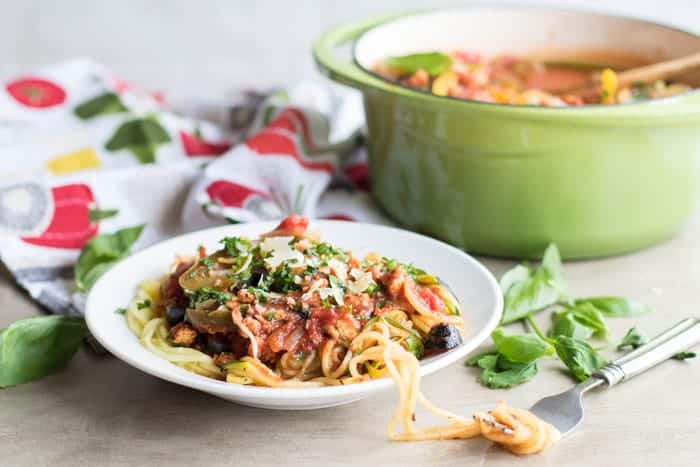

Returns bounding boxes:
[594,317,700,386]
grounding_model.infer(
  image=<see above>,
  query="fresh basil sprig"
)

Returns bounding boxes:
[0,316,87,388]
[74,224,145,292]
[500,244,566,324]
[468,243,664,388]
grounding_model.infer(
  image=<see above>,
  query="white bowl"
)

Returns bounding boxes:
[85,221,502,410]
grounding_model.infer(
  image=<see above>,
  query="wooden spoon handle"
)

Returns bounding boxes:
[616,51,700,87]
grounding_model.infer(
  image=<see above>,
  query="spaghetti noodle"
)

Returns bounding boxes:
[125,215,558,454]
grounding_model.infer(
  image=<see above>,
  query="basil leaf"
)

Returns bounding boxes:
[672,351,696,360]
[549,311,594,340]
[557,302,608,338]
[499,264,530,294]
[617,327,648,351]
[491,327,554,364]
[74,224,145,292]
[573,297,651,317]
[501,244,565,324]
[74,92,128,119]
[467,352,538,389]
[384,52,453,76]
[553,336,608,382]
[466,351,499,370]
[541,243,566,292]
[0,316,87,388]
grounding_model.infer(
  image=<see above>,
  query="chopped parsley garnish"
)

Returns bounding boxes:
[308,241,347,263]
[321,297,333,308]
[264,312,276,321]
[220,236,252,257]
[247,287,269,305]
[377,300,386,308]
[382,257,430,281]
[259,262,300,294]
[188,288,232,307]
[405,263,427,280]
[328,275,345,290]
[365,281,379,295]
[201,257,215,269]
[383,257,398,271]
[115,307,127,315]
[136,299,151,310]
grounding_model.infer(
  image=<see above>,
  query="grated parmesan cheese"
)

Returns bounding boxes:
[260,236,304,269]
[328,259,348,282]
[347,268,373,295]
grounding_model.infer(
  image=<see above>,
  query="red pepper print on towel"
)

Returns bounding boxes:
[180,130,232,157]
[246,107,334,174]
[344,163,370,191]
[246,131,334,173]
[21,184,115,249]
[206,180,272,209]
[266,108,318,152]
[6,77,66,108]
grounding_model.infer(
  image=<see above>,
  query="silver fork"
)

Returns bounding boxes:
[530,317,700,436]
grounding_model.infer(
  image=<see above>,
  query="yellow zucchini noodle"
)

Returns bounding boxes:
[127,279,558,454]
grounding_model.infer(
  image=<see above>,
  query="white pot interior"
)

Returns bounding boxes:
[354,6,700,84]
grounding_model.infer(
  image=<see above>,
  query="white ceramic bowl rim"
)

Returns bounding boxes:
[85,221,503,402]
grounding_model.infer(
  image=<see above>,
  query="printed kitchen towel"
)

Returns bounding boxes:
[0,59,388,317]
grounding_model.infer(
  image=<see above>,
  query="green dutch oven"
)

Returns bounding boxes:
[313,6,700,259]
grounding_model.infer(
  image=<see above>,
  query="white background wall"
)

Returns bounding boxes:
[1,0,699,96]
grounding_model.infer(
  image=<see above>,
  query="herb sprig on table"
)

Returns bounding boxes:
[467,244,668,389]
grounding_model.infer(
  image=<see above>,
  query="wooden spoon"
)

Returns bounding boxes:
[562,50,700,95]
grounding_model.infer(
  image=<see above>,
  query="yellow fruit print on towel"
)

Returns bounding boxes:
[104,116,171,164]
[47,147,101,175]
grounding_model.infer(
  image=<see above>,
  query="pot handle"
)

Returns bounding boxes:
[313,14,403,89]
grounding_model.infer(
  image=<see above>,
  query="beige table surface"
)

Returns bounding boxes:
[1,217,699,467]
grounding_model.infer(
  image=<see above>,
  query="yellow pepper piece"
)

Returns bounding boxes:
[47,147,101,174]
[431,71,459,96]
[600,68,618,104]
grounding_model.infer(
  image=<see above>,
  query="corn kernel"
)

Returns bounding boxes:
[600,68,618,104]
[431,71,459,96]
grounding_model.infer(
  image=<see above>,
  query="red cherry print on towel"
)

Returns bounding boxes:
[206,180,271,208]
[6,77,66,108]
[180,131,232,157]
[21,184,97,249]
